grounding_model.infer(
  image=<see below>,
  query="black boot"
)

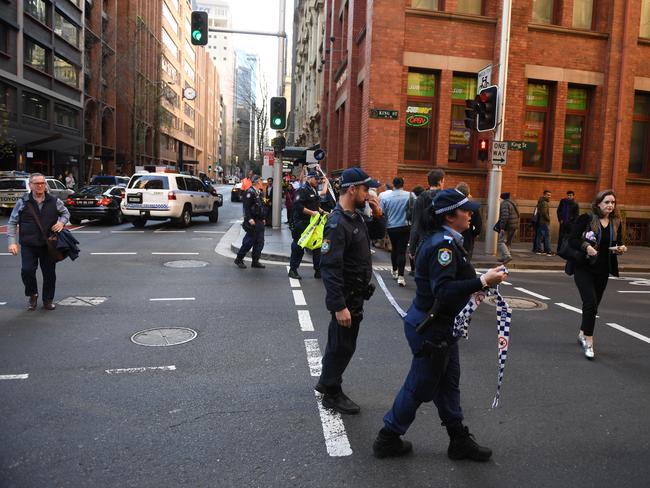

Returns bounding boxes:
[373,428,413,458]
[314,269,321,279]
[288,268,302,280]
[322,391,360,415]
[447,425,492,462]
[234,258,246,269]
[251,260,266,269]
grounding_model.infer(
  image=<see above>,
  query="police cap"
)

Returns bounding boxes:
[340,167,380,188]
[432,188,480,215]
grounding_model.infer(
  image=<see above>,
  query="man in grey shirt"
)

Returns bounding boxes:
[7,173,69,310]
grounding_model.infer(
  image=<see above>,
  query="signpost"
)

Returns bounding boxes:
[491,141,508,166]
[263,146,275,166]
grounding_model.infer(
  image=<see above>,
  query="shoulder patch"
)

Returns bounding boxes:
[321,239,331,254]
[246,192,251,198]
[437,248,453,266]
[443,235,454,242]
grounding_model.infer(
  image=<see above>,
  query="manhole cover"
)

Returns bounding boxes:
[485,296,547,311]
[163,260,209,268]
[131,327,197,346]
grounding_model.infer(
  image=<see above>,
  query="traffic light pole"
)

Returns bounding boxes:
[272,0,286,230]
[485,0,513,256]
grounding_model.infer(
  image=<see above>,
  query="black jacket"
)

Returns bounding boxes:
[292,183,321,238]
[56,229,80,261]
[242,187,266,222]
[568,213,622,277]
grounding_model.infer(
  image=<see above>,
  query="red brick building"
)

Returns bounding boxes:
[319,0,650,244]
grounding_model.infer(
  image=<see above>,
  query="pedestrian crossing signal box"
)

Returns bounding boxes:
[191,11,208,46]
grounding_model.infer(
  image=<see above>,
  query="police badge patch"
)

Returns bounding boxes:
[438,248,452,266]
[321,239,331,254]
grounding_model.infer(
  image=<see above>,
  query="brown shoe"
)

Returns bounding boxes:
[43,301,56,311]
[28,294,38,311]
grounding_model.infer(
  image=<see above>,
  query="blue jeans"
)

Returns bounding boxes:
[237,221,265,261]
[535,224,551,253]
[383,306,463,435]
[289,240,321,271]
[21,245,56,301]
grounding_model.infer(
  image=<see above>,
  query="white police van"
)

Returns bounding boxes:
[0,172,73,214]
[121,172,223,227]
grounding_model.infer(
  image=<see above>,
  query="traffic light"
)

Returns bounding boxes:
[464,99,477,130]
[478,139,489,161]
[477,85,498,132]
[190,11,208,46]
[270,96,287,130]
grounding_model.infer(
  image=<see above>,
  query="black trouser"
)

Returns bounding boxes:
[21,244,56,301]
[557,222,570,253]
[574,266,609,336]
[237,221,265,261]
[319,295,364,393]
[387,226,410,276]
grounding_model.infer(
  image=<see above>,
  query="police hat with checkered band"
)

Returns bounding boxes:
[339,167,380,188]
[431,188,480,215]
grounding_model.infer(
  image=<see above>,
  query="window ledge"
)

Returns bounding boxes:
[405,9,497,26]
[528,23,609,39]
[638,37,650,46]
[626,177,650,185]
[398,164,488,176]
[519,171,598,181]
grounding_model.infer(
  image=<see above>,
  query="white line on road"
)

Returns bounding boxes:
[606,323,650,345]
[0,302,6,305]
[555,302,583,314]
[0,374,29,380]
[298,310,314,332]
[502,281,512,286]
[105,365,177,374]
[373,271,407,318]
[289,278,301,288]
[111,230,145,233]
[151,252,200,255]
[193,230,225,234]
[0,253,12,255]
[154,230,186,233]
[514,287,550,300]
[293,289,306,306]
[304,339,322,377]
[149,297,196,302]
[617,291,650,294]
[71,230,101,233]
[91,252,137,255]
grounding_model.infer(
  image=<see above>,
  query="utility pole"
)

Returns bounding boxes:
[271,0,286,230]
[485,0,512,255]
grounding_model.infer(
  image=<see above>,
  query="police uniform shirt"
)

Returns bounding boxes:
[413,225,484,321]
[320,204,386,313]
[243,187,264,222]
[293,184,320,228]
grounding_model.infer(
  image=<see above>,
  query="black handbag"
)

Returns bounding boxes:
[558,238,585,264]
[493,221,501,233]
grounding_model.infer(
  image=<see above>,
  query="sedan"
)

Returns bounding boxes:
[65,185,125,225]
[230,182,243,202]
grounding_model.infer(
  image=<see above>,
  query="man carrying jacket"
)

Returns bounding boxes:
[497,192,520,264]
[7,172,70,310]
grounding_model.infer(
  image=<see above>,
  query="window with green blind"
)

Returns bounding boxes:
[405,71,436,162]
[457,0,482,15]
[411,0,439,10]
[449,76,477,163]
[629,93,650,176]
[572,0,593,29]
[563,86,588,171]
[641,0,650,38]
[531,0,554,24]
[523,83,550,167]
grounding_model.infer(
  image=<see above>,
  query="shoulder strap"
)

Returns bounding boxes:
[25,200,49,240]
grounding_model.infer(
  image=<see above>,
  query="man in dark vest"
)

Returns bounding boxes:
[7,173,70,310]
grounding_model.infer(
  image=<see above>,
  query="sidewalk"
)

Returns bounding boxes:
[230,223,650,272]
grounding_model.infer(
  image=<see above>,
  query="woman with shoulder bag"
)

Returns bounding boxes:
[567,190,627,359]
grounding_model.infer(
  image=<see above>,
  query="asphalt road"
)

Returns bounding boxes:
[1,186,649,487]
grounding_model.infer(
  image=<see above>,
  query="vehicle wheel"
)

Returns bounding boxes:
[132,218,147,228]
[179,205,192,228]
[111,211,124,225]
[70,217,81,225]
[208,204,219,223]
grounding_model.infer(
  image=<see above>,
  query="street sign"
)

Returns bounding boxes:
[491,141,508,165]
[506,140,537,152]
[369,109,399,120]
[477,65,492,93]
[263,146,275,166]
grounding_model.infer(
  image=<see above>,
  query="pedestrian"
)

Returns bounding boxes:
[315,167,386,414]
[234,175,266,269]
[381,177,411,286]
[408,169,445,264]
[6,172,70,311]
[264,177,273,227]
[372,188,507,460]
[240,170,254,192]
[496,192,520,264]
[406,185,425,275]
[556,190,579,253]
[288,170,328,280]
[534,190,553,255]
[455,182,482,259]
[284,179,296,226]
[566,190,626,359]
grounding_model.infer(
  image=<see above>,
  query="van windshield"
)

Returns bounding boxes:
[0,180,27,190]
[128,175,169,190]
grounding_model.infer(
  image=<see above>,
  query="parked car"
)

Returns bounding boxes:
[230,182,243,202]
[45,177,74,201]
[0,172,72,214]
[121,172,223,227]
[227,176,239,185]
[65,185,125,225]
[90,175,129,187]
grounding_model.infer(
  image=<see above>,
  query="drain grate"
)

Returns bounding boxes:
[131,327,197,347]
[163,260,209,268]
[485,296,548,311]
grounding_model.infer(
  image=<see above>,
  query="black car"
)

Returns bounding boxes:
[65,185,125,225]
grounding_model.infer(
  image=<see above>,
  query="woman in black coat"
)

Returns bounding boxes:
[567,190,627,359]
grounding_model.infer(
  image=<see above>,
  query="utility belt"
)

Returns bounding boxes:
[344,280,375,301]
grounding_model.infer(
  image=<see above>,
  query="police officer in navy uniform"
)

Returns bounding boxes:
[315,167,386,414]
[373,188,508,460]
[288,170,327,279]
[234,175,267,269]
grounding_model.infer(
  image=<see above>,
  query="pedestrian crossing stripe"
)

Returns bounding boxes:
[57,297,108,306]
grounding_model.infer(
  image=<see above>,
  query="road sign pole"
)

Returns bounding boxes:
[485,0,513,256]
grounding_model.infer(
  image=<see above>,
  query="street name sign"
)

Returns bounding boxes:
[491,141,508,165]
[506,140,537,152]
[369,109,399,120]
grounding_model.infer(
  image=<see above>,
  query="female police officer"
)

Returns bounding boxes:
[373,189,508,461]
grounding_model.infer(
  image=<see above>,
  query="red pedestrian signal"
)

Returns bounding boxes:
[478,139,489,161]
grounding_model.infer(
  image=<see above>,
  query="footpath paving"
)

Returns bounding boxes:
[230,222,650,272]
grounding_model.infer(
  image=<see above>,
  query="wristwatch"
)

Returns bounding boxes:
[480,274,490,290]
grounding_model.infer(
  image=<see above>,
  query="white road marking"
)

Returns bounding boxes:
[149,297,196,302]
[289,278,301,288]
[105,365,177,374]
[91,252,137,255]
[555,302,583,314]
[0,253,13,256]
[502,281,512,286]
[293,290,306,306]
[57,296,108,306]
[70,230,101,233]
[304,339,322,376]
[606,323,650,345]
[514,287,550,300]
[151,252,200,255]
[618,291,650,294]
[0,374,29,380]
[154,229,186,233]
[373,271,407,318]
[193,230,225,234]
[0,302,6,306]
[111,230,145,233]
[298,310,314,332]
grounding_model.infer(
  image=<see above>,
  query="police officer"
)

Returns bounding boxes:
[234,175,266,269]
[315,167,386,414]
[373,189,507,460]
[288,170,328,280]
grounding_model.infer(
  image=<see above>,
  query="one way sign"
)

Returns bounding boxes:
[491,141,508,166]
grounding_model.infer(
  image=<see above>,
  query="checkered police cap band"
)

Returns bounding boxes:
[340,176,374,188]
[434,196,470,215]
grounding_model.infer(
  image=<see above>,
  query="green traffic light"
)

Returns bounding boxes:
[192,30,202,42]
[273,117,282,126]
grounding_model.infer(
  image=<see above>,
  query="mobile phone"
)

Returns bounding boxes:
[608,246,619,250]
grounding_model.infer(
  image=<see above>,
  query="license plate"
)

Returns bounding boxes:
[79,200,95,206]
[127,194,142,203]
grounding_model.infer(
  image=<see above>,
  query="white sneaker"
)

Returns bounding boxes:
[584,343,595,359]
[577,332,587,348]
[391,270,399,280]
[397,276,406,287]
